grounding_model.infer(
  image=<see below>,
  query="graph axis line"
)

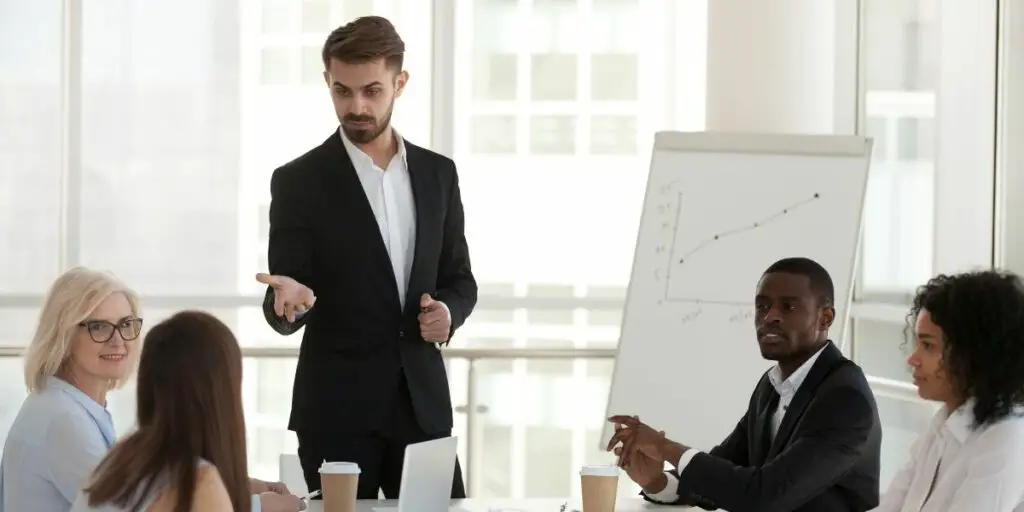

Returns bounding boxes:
[662,191,683,301]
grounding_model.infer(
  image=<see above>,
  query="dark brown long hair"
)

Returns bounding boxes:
[84,311,251,512]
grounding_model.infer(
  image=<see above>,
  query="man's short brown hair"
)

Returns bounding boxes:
[322,16,405,71]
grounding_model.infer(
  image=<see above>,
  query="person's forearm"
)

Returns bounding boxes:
[661,440,688,469]
[643,472,670,494]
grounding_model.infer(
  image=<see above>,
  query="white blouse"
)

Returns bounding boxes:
[872,399,1024,512]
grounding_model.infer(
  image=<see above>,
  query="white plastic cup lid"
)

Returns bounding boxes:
[579,464,619,477]
[319,461,361,475]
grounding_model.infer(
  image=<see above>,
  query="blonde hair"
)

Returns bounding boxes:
[25,266,143,393]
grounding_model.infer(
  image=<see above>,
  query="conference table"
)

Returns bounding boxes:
[304,498,694,511]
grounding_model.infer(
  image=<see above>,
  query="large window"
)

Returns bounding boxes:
[854,0,998,492]
[0,0,63,438]
[0,0,435,482]
[860,0,939,297]
[450,0,707,498]
[0,0,62,296]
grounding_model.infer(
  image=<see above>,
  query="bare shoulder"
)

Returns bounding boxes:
[147,466,232,512]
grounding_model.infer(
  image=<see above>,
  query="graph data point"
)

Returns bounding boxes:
[713,235,719,240]
[814,193,820,198]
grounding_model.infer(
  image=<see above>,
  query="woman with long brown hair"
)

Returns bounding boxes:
[71,311,252,511]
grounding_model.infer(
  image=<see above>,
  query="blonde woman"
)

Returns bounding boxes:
[0,268,302,512]
[0,267,142,511]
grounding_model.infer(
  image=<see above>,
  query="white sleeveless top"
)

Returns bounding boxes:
[69,460,211,512]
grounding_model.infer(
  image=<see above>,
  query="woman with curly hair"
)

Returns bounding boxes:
[873,270,1024,512]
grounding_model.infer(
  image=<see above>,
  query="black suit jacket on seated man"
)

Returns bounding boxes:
[646,341,881,512]
[261,130,476,497]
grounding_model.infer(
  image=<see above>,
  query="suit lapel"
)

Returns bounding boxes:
[765,342,844,459]
[323,132,400,302]
[753,385,779,465]
[402,142,433,316]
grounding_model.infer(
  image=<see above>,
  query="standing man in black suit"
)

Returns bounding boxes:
[607,257,881,512]
[254,16,476,500]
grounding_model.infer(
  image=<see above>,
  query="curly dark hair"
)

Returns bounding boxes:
[906,270,1024,427]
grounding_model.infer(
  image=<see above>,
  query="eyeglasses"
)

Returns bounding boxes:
[78,318,143,343]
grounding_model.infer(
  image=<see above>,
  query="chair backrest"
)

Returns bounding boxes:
[279,453,308,496]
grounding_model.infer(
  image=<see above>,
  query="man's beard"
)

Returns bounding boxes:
[341,100,395,144]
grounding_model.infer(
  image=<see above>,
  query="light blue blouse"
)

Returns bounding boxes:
[0,376,116,512]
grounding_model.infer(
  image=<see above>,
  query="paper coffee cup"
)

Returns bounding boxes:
[579,464,619,512]
[319,461,360,512]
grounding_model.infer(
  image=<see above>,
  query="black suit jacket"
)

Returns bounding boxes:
[647,341,881,512]
[262,131,477,435]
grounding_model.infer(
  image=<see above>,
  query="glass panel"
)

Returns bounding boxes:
[300,0,331,33]
[80,0,249,296]
[471,115,517,154]
[0,308,43,348]
[343,0,377,18]
[454,0,685,289]
[860,0,939,295]
[468,357,514,497]
[301,45,324,85]
[0,0,61,294]
[865,117,889,160]
[530,54,577,101]
[474,53,517,101]
[244,356,299,480]
[875,393,938,491]
[590,115,637,155]
[262,46,294,85]
[896,117,935,162]
[853,318,912,382]
[262,0,294,34]
[582,358,639,498]
[529,115,576,155]
[591,54,638,101]
[470,356,622,498]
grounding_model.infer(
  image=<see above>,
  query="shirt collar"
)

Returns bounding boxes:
[942,398,976,444]
[45,375,116,446]
[767,343,828,396]
[338,125,408,170]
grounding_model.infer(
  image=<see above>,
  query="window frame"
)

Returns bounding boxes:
[995,0,1024,272]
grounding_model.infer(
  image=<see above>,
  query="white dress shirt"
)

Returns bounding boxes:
[871,399,1024,512]
[645,344,828,503]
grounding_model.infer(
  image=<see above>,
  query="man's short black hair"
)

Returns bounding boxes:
[763,257,835,306]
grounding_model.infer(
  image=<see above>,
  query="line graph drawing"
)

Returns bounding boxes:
[676,193,820,265]
[657,190,822,305]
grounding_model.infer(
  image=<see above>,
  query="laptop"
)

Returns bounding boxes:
[373,436,464,512]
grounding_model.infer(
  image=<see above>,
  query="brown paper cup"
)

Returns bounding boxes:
[580,464,619,512]
[320,461,360,512]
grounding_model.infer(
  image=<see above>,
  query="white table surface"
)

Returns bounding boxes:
[303,497,694,511]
